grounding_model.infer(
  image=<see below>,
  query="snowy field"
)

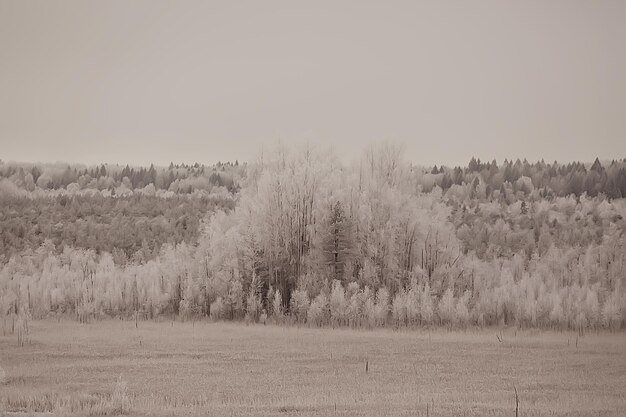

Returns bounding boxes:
[1,320,625,416]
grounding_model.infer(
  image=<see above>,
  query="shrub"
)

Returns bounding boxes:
[602,290,622,330]
[210,297,225,320]
[272,289,283,320]
[455,290,471,327]
[419,283,434,325]
[392,289,408,326]
[307,293,329,326]
[584,288,600,328]
[227,281,244,319]
[437,288,455,325]
[549,291,565,328]
[363,289,376,328]
[406,279,420,325]
[329,280,346,326]
[179,299,192,319]
[374,287,390,326]
[346,285,365,327]
[290,289,310,324]
[345,282,360,299]
[245,288,261,323]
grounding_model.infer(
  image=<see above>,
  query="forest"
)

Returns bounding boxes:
[1,144,625,330]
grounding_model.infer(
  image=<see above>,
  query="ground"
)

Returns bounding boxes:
[1,320,625,416]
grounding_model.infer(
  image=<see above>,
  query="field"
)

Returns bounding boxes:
[1,320,625,416]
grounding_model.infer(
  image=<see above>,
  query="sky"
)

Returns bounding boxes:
[1,0,625,167]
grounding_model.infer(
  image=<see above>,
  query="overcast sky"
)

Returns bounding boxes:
[1,1,625,167]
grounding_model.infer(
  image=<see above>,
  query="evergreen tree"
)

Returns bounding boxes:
[322,202,355,282]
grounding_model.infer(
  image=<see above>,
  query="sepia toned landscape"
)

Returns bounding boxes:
[2,149,626,416]
[2,150,626,330]
[2,1,626,416]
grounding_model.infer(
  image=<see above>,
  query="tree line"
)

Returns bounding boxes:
[1,144,624,330]
[0,160,241,194]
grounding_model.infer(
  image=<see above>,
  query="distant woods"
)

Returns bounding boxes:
[1,147,625,330]
[0,161,239,262]
[1,160,239,194]
[429,156,626,199]
[0,195,229,263]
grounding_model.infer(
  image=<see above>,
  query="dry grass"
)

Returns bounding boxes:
[1,320,625,416]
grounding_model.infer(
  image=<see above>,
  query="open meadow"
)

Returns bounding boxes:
[1,320,625,416]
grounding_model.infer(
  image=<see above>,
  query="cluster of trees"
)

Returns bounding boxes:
[0,160,241,194]
[0,160,240,263]
[2,241,622,330]
[0,192,234,263]
[1,144,625,330]
[423,157,626,199]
